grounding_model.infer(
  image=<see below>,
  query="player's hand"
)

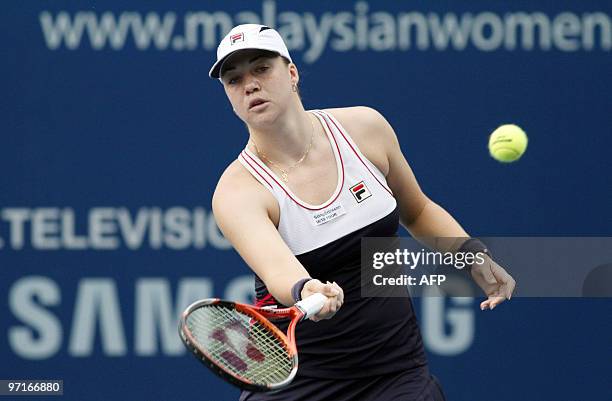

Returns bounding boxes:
[470,255,516,310]
[301,279,344,321]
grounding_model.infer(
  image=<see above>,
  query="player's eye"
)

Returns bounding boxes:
[227,76,241,85]
[255,65,269,74]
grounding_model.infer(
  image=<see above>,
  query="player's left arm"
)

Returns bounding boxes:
[361,107,516,309]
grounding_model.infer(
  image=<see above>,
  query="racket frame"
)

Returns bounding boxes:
[179,298,303,392]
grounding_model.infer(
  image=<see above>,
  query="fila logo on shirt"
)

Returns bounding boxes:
[230,33,244,45]
[349,181,372,203]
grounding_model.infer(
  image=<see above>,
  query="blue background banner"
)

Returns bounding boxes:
[1,1,611,400]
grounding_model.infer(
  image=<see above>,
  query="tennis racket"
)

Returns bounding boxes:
[179,293,327,392]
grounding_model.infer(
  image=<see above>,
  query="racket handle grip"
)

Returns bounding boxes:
[295,293,327,320]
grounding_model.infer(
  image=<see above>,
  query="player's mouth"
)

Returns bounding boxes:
[248,98,269,111]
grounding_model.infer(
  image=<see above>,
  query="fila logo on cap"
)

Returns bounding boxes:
[350,181,372,203]
[230,33,244,45]
[210,24,293,79]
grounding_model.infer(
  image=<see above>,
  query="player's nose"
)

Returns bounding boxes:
[244,76,260,95]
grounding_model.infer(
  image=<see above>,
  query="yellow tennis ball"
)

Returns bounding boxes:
[488,124,528,162]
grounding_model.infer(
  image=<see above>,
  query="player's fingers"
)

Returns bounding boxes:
[301,279,322,298]
[326,296,337,314]
[311,295,335,318]
[334,286,344,313]
[331,281,344,304]
[480,299,490,310]
[324,282,341,313]
[307,281,341,320]
[322,296,338,318]
[327,294,341,312]
[303,280,339,300]
[480,295,502,310]
[322,281,340,297]
[488,296,506,310]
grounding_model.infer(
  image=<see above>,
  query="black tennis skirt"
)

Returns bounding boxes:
[239,366,446,401]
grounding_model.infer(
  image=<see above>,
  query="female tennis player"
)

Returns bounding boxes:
[210,24,515,401]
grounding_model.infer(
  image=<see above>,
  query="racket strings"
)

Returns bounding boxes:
[187,304,294,385]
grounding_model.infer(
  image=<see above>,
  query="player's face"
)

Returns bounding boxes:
[220,50,296,126]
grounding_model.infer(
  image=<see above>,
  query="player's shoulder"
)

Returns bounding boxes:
[322,106,387,129]
[321,106,397,147]
[320,106,395,175]
[212,160,274,217]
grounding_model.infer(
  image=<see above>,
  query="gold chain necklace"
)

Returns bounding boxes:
[251,116,315,183]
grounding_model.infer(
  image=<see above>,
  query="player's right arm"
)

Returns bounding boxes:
[212,161,342,317]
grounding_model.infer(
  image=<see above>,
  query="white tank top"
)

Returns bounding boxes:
[238,110,397,255]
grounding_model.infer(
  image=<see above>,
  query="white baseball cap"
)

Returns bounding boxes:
[209,24,292,79]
